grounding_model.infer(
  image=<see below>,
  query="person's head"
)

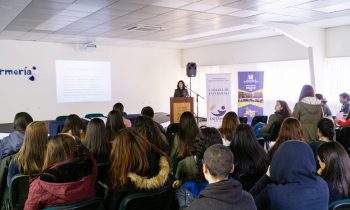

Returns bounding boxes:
[203,144,234,183]
[315,93,327,104]
[177,80,185,90]
[178,111,200,159]
[141,106,154,118]
[219,111,240,142]
[317,118,335,141]
[85,118,109,157]
[230,124,268,174]
[317,142,350,197]
[42,134,78,170]
[113,102,124,113]
[270,141,316,183]
[108,128,169,189]
[13,112,33,133]
[106,110,125,141]
[16,121,48,176]
[339,92,350,104]
[298,85,315,101]
[268,117,304,159]
[275,100,291,118]
[61,114,84,137]
[133,115,168,151]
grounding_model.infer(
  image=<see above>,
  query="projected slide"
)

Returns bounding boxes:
[56,60,111,103]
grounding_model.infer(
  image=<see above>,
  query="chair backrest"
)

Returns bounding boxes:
[337,126,350,154]
[251,116,268,127]
[84,113,104,119]
[55,116,68,121]
[267,121,283,141]
[239,117,248,124]
[329,198,350,210]
[0,154,15,206]
[9,174,30,210]
[42,197,102,210]
[119,186,174,210]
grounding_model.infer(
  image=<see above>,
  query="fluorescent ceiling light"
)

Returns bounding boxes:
[312,3,350,13]
[172,24,258,41]
[152,0,192,8]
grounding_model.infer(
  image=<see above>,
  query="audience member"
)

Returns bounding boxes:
[336,111,350,127]
[253,141,329,210]
[113,102,131,127]
[267,117,304,160]
[24,134,97,210]
[61,114,85,137]
[84,118,110,163]
[7,121,48,186]
[141,106,166,134]
[339,92,350,114]
[105,129,171,210]
[230,124,269,191]
[316,94,332,117]
[309,118,335,157]
[106,110,125,141]
[185,144,256,210]
[317,142,350,203]
[0,112,33,158]
[253,100,291,139]
[293,85,323,143]
[219,112,240,146]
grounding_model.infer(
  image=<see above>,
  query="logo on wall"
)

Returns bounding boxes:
[210,105,227,117]
[0,66,37,81]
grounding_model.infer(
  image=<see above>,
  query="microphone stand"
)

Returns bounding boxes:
[186,86,205,124]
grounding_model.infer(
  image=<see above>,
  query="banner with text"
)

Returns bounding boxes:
[206,73,232,128]
[238,71,264,124]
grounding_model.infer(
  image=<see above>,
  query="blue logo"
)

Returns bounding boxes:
[211,105,227,117]
[0,66,37,81]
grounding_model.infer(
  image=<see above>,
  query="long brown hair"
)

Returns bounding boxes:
[42,134,78,170]
[108,128,169,189]
[106,110,125,141]
[219,111,240,142]
[61,114,85,137]
[85,118,110,157]
[177,112,200,159]
[268,117,304,160]
[298,85,315,101]
[16,121,48,177]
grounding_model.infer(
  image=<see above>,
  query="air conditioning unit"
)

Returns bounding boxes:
[79,42,97,51]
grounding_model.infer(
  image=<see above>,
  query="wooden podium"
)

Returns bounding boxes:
[170,97,194,123]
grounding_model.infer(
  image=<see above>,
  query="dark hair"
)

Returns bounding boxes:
[133,116,168,152]
[108,128,169,189]
[113,102,124,113]
[177,80,186,90]
[85,118,110,158]
[203,144,233,180]
[61,114,85,137]
[268,117,304,160]
[219,112,240,142]
[229,124,268,176]
[177,112,200,159]
[340,92,350,101]
[192,127,222,182]
[13,112,33,133]
[106,110,125,141]
[317,118,335,141]
[276,100,292,118]
[141,106,154,118]
[318,142,350,198]
[298,85,315,101]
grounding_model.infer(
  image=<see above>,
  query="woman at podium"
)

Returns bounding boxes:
[174,80,189,97]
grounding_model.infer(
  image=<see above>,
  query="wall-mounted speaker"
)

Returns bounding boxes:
[186,62,197,77]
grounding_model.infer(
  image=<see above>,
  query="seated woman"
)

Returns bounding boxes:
[317,142,350,203]
[61,114,85,137]
[309,118,335,156]
[7,121,48,186]
[24,134,97,210]
[230,124,269,191]
[105,128,171,210]
[253,100,291,139]
[219,112,240,146]
[336,111,350,127]
[106,110,125,141]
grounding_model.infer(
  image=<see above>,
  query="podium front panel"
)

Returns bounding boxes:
[170,97,194,123]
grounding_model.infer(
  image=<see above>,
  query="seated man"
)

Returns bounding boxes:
[339,92,350,114]
[186,144,256,210]
[141,106,165,134]
[0,112,33,158]
[112,102,131,127]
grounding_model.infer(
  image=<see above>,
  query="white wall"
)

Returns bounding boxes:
[0,40,182,123]
[326,25,350,58]
[181,35,309,66]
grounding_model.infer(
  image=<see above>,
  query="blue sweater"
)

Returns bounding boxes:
[0,131,24,158]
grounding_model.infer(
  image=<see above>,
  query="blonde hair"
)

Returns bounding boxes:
[16,121,48,177]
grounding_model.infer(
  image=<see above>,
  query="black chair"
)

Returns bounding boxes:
[55,116,67,121]
[263,121,282,150]
[118,186,175,210]
[42,197,102,210]
[239,117,248,124]
[329,198,350,210]
[8,175,30,210]
[251,116,268,127]
[84,113,104,119]
[337,126,350,155]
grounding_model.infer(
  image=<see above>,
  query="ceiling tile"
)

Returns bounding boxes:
[229,9,263,17]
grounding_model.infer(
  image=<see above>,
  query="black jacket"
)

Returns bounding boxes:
[186,179,256,210]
